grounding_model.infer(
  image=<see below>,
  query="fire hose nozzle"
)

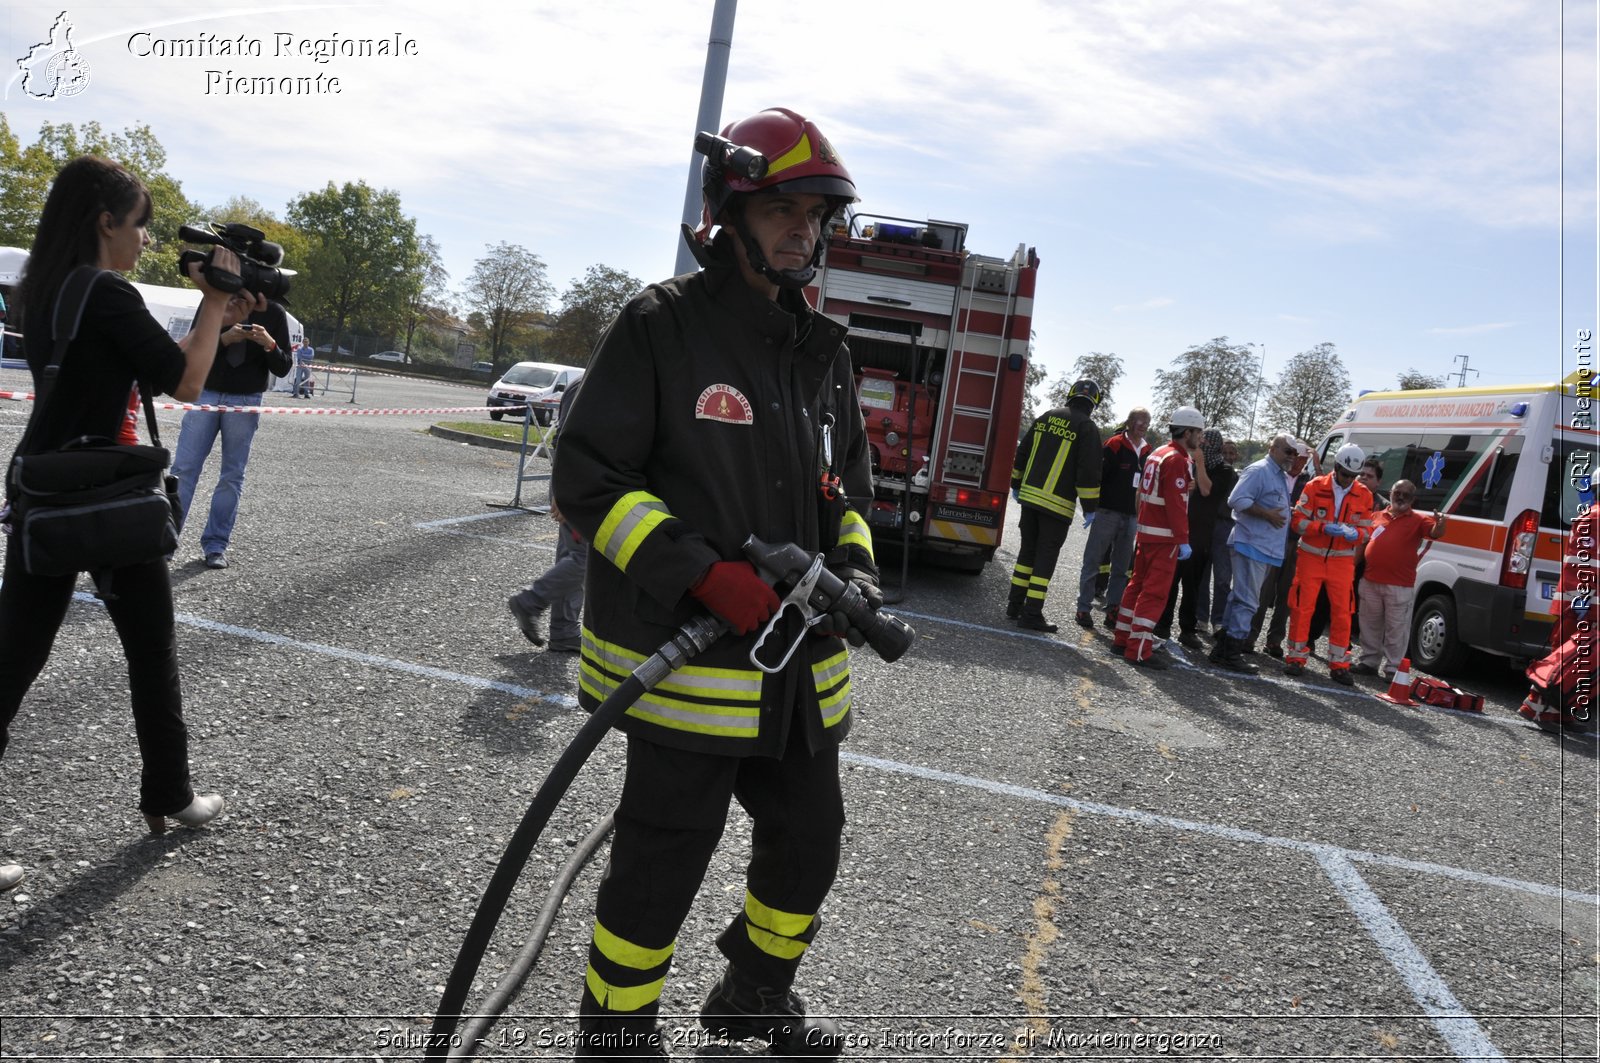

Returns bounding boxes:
[741,535,915,666]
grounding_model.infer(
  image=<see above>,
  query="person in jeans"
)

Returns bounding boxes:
[1249,440,1316,656]
[1075,407,1150,630]
[170,293,292,569]
[1209,434,1297,673]
[1,155,234,891]
[1354,479,1445,678]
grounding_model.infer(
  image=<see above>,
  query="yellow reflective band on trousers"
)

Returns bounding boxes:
[813,650,850,728]
[585,966,667,1013]
[595,491,672,572]
[593,920,676,969]
[1010,563,1033,589]
[586,920,674,1012]
[580,630,764,737]
[745,890,813,960]
[1027,575,1049,601]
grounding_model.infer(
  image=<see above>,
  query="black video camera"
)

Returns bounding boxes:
[176,222,293,302]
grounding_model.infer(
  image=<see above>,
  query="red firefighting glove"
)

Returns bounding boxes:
[689,560,780,636]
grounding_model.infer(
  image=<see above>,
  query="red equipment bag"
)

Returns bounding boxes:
[1526,635,1594,717]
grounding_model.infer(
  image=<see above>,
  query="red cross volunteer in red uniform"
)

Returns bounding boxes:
[1114,406,1206,667]
[552,108,875,1061]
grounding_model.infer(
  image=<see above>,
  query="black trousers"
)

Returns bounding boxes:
[1013,507,1071,611]
[580,732,845,1025]
[0,534,194,815]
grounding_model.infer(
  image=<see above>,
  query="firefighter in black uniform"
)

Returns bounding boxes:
[1007,380,1103,631]
[552,108,877,1060]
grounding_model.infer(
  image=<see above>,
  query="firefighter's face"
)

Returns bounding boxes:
[736,192,829,290]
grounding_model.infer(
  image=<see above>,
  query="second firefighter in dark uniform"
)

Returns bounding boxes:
[1007,380,1103,632]
[552,108,877,1060]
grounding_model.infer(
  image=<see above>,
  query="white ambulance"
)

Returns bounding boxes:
[1317,372,1595,675]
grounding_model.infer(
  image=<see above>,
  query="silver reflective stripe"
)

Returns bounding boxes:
[1137,524,1173,537]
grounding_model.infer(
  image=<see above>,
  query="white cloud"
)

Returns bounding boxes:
[1114,297,1175,313]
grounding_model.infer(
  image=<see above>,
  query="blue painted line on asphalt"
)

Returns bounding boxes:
[1316,850,1506,1061]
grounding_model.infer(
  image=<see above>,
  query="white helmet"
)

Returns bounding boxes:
[1334,442,1365,474]
[1169,406,1205,431]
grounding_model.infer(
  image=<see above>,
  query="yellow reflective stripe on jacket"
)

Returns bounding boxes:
[813,649,851,728]
[1078,486,1101,501]
[585,966,667,1012]
[580,629,764,737]
[838,508,874,559]
[1018,484,1077,519]
[595,491,672,571]
[593,920,675,970]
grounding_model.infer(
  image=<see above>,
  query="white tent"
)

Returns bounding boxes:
[0,246,27,286]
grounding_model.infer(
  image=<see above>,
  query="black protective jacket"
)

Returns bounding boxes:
[552,235,876,758]
[1011,403,1102,521]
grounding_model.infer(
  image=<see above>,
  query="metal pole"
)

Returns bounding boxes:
[674,0,739,277]
[1246,342,1266,446]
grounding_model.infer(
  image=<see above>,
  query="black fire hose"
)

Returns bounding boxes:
[426,614,725,1060]
[425,536,916,1060]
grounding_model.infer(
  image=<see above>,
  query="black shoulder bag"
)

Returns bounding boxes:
[4,266,182,597]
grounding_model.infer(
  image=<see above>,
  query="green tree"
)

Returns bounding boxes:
[1152,336,1263,438]
[0,117,203,284]
[1260,342,1353,444]
[1397,368,1444,390]
[546,264,640,365]
[463,242,554,364]
[398,234,451,361]
[287,181,421,354]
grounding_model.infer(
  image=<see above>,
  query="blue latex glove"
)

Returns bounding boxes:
[1011,487,1021,504]
[1338,523,1360,542]
[1081,511,1096,529]
[1177,543,1192,561]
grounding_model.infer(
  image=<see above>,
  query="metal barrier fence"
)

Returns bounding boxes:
[491,400,562,513]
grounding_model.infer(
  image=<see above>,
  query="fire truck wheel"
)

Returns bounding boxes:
[1411,593,1469,675]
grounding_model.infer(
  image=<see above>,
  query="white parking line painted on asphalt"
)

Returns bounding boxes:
[839,750,1599,907]
[1316,850,1506,1061]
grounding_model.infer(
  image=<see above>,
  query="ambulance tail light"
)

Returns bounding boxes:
[1500,509,1539,589]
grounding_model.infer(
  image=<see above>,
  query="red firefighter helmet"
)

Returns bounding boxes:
[686,107,858,287]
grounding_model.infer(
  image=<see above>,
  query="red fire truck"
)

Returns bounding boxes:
[806,214,1037,571]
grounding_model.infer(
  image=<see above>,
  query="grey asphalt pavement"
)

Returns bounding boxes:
[0,372,1594,1061]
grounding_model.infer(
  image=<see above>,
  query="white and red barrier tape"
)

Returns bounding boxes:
[0,391,536,416]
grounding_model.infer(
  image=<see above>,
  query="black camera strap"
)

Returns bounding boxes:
[8,267,166,493]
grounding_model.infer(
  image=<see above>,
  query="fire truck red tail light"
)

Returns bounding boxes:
[1500,509,1539,590]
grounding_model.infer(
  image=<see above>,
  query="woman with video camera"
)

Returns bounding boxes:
[0,156,245,892]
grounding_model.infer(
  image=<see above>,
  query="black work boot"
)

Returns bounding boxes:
[1005,586,1026,619]
[699,965,842,1057]
[1215,635,1259,675]
[1017,609,1059,633]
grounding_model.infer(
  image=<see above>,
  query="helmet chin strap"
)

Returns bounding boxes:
[731,215,818,289]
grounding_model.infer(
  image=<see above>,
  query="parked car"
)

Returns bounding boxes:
[471,361,495,375]
[487,361,585,425]
[369,350,407,364]
[316,344,352,358]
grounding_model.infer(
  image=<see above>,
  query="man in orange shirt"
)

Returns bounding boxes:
[1284,443,1376,685]
[1352,479,1446,679]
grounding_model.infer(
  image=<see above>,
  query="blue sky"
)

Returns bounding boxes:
[3,0,1594,423]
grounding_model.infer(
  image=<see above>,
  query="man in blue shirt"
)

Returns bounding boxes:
[1210,434,1296,673]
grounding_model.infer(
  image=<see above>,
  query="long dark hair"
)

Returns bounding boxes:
[17,155,151,347]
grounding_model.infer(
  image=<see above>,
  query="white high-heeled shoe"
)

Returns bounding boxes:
[0,863,22,891]
[143,793,225,834]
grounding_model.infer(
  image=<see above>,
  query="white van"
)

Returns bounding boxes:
[487,361,584,425]
[1318,373,1594,674]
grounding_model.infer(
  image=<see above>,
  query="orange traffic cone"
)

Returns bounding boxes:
[1376,658,1417,706]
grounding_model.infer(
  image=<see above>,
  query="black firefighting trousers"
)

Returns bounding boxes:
[578,732,845,1029]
